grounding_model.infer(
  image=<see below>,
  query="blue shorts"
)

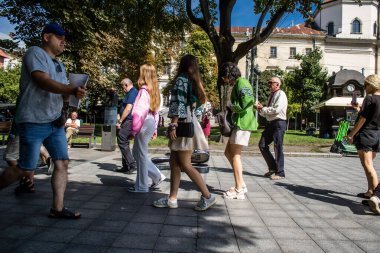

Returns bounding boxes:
[18,123,69,171]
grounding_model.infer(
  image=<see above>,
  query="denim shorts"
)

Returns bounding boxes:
[354,129,380,152]
[18,122,69,170]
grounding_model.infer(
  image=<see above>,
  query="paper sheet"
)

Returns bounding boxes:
[68,73,89,108]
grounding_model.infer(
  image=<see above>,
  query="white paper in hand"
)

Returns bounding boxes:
[69,73,89,108]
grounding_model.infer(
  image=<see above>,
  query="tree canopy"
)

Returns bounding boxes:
[0,0,190,111]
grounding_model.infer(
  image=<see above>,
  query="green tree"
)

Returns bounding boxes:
[0,39,18,52]
[186,0,323,109]
[285,48,328,130]
[0,65,20,103]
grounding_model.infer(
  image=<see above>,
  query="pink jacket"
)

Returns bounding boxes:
[131,85,159,136]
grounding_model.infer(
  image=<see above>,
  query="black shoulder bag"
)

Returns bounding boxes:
[175,82,194,138]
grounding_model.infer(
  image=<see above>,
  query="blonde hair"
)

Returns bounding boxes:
[137,64,160,112]
[364,74,380,94]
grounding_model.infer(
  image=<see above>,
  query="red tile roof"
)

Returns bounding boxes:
[216,24,324,36]
[0,49,9,59]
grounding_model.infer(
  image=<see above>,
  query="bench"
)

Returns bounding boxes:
[0,121,12,145]
[71,125,96,148]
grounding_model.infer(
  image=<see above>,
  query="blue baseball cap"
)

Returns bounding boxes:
[42,22,68,37]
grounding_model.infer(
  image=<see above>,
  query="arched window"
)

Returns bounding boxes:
[327,22,334,35]
[352,19,361,34]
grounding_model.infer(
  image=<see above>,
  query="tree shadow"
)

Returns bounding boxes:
[209,166,267,178]
[275,182,372,215]
[96,174,133,187]
[92,162,118,172]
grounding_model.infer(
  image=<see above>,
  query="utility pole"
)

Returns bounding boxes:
[245,28,251,79]
[376,0,380,74]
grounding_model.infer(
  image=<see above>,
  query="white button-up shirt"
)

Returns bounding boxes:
[259,90,288,121]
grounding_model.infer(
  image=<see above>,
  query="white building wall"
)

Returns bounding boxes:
[315,3,342,35]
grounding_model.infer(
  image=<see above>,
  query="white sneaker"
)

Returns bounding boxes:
[368,196,380,215]
[223,188,245,200]
[151,174,166,188]
[153,197,178,208]
[228,185,248,193]
[194,193,217,211]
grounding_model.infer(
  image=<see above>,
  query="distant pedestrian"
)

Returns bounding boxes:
[201,110,211,139]
[221,62,257,199]
[254,76,288,180]
[115,78,138,173]
[345,74,380,214]
[128,64,165,193]
[65,111,80,148]
[153,54,216,211]
[0,23,86,219]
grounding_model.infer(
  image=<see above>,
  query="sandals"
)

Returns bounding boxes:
[14,177,35,195]
[264,170,276,177]
[48,207,81,219]
[357,192,372,199]
[270,175,285,180]
[223,188,245,200]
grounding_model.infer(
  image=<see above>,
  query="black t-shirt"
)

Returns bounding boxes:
[360,94,380,131]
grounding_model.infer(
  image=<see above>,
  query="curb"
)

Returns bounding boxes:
[147,148,343,158]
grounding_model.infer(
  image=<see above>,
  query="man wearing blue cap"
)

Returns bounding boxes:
[0,23,86,219]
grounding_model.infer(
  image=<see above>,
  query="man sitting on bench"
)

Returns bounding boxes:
[65,111,80,149]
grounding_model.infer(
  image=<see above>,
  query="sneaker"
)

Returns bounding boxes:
[47,157,54,175]
[126,164,137,174]
[270,175,285,180]
[127,186,148,193]
[114,166,129,173]
[153,197,178,208]
[194,193,217,211]
[368,196,380,215]
[151,174,166,188]
[223,188,245,200]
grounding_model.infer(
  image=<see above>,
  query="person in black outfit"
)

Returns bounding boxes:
[115,78,138,173]
[346,74,380,214]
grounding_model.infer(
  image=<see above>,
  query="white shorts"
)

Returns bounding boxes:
[229,128,251,146]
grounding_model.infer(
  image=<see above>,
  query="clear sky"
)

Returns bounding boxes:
[0,1,307,37]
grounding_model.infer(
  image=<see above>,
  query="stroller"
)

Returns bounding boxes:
[330,120,357,155]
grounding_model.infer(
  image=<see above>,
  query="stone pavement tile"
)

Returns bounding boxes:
[225,200,253,209]
[261,217,300,227]
[60,244,109,253]
[168,207,198,217]
[337,228,380,241]
[227,208,259,217]
[107,248,151,253]
[276,239,324,253]
[252,203,282,210]
[133,213,167,224]
[257,209,290,218]
[65,193,95,201]
[18,215,59,227]
[305,203,340,212]
[314,240,365,253]
[197,224,235,238]
[100,211,135,222]
[237,237,282,253]
[0,238,22,252]
[325,218,363,229]
[268,226,310,240]
[292,217,332,228]
[11,203,46,214]
[234,226,274,239]
[123,222,163,236]
[155,236,196,252]
[113,234,157,249]
[87,219,128,233]
[11,241,66,253]
[230,216,265,227]
[0,225,42,239]
[198,214,230,224]
[74,208,104,219]
[0,202,13,211]
[197,237,239,252]
[303,227,348,240]
[0,212,27,225]
[110,203,142,212]
[71,230,119,246]
[52,218,94,230]
[31,227,81,243]
[286,210,320,218]
[80,201,113,210]
[160,224,197,238]
[353,241,380,253]
[165,215,198,226]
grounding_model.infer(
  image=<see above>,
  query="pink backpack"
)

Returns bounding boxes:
[131,85,150,136]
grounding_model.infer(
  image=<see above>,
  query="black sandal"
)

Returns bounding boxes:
[357,193,372,199]
[15,177,35,195]
[48,207,81,219]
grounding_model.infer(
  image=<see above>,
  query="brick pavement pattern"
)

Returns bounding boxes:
[0,149,380,252]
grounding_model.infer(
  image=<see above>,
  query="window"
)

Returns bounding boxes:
[327,22,334,36]
[270,47,277,58]
[289,47,296,58]
[305,48,312,55]
[352,19,361,34]
[374,22,377,36]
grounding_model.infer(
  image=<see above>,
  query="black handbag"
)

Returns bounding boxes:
[217,104,233,137]
[176,121,194,138]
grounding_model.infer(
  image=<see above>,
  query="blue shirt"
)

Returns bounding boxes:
[17,46,68,123]
[120,86,138,120]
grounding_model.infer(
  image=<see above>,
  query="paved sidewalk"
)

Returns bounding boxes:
[0,148,380,252]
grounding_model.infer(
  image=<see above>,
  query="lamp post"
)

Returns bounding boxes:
[244,28,251,79]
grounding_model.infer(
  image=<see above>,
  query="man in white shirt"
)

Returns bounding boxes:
[65,111,80,148]
[254,76,288,180]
